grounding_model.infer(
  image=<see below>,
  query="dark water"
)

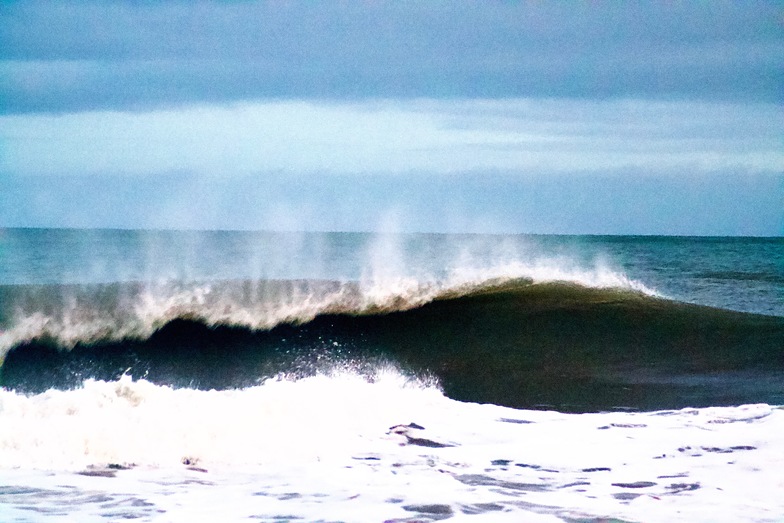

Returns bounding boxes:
[1,228,782,412]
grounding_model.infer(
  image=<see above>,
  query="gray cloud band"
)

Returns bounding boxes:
[1,2,781,114]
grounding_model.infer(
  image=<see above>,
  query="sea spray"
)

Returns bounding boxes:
[0,249,658,358]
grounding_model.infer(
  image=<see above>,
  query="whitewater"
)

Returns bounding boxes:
[1,229,782,522]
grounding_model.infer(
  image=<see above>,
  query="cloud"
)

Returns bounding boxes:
[1,2,782,113]
[2,99,781,177]
[2,2,781,236]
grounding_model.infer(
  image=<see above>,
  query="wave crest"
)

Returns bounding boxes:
[0,261,658,357]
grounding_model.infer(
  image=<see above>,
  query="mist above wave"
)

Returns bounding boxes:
[0,254,656,357]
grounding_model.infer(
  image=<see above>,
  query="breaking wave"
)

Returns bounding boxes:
[0,262,657,355]
[2,267,782,411]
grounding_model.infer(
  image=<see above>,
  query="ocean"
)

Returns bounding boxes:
[0,228,782,522]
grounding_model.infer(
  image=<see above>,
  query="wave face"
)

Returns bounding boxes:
[3,277,783,412]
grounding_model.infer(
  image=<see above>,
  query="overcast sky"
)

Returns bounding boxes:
[1,1,782,235]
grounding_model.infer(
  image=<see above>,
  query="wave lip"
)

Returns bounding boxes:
[0,261,659,355]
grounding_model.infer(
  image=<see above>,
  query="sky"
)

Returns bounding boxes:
[1,1,782,235]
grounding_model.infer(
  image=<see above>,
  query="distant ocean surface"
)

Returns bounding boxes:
[1,228,783,522]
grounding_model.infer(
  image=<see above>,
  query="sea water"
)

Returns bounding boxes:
[1,229,782,522]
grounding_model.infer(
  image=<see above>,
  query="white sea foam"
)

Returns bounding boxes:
[0,370,438,469]
[0,373,782,522]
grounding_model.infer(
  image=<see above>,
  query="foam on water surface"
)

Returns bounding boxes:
[1,373,782,522]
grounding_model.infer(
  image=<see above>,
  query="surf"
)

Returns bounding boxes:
[1,230,783,522]
[3,277,783,412]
